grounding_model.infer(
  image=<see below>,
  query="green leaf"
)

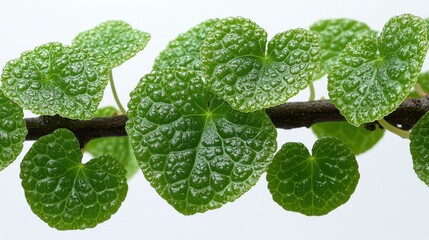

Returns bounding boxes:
[126,68,277,215]
[410,111,429,186]
[200,17,321,112]
[86,107,139,179]
[312,121,384,155]
[1,42,110,120]
[328,14,428,126]
[72,20,150,69]
[0,90,27,171]
[310,19,376,77]
[417,71,429,92]
[153,18,219,71]
[266,137,359,216]
[20,128,128,230]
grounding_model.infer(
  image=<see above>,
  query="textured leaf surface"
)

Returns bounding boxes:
[266,137,359,216]
[410,111,429,186]
[328,14,428,126]
[73,20,150,69]
[86,107,138,179]
[312,121,384,155]
[310,19,376,77]
[201,17,321,112]
[20,129,127,230]
[153,19,219,71]
[1,42,110,120]
[126,68,277,214]
[0,91,27,171]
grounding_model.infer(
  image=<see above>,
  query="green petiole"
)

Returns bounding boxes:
[109,70,127,115]
[309,82,316,101]
[378,119,410,139]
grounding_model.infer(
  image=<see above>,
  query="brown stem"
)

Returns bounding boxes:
[25,115,127,148]
[265,97,429,130]
[25,97,429,146]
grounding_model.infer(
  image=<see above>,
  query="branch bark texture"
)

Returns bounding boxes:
[25,97,429,145]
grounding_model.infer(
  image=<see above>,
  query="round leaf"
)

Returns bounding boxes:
[201,17,321,112]
[86,107,139,179]
[126,68,277,215]
[153,18,219,71]
[266,137,359,216]
[312,121,384,155]
[310,19,376,77]
[1,42,110,120]
[20,128,128,230]
[0,90,27,171]
[72,20,151,69]
[328,14,428,126]
[410,111,429,186]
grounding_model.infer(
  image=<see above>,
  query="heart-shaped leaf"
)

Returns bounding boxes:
[86,107,139,179]
[328,14,428,126]
[310,19,376,78]
[72,20,150,69]
[410,111,429,186]
[153,18,219,71]
[20,128,128,230]
[200,17,321,112]
[0,90,27,171]
[267,137,359,216]
[1,42,110,120]
[312,121,384,155]
[126,68,277,215]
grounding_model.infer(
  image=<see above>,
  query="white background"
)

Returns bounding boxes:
[1,0,429,239]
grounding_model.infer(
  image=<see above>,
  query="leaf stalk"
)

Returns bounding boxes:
[378,119,410,139]
[109,70,127,115]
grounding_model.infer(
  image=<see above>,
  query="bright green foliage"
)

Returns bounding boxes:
[310,19,376,77]
[266,137,359,216]
[417,71,429,93]
[20,129,128,230]
[153,19,219,71]
[312,121,384,155]
[126,68,277,215]
[0,91,27,171]
[200,17,321,112]
[328,14,428,126]
[2,14,428,228]
[73,20,150,69]
[86,107,139,179]
[410,111,429,186]
[1,42,110,120]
